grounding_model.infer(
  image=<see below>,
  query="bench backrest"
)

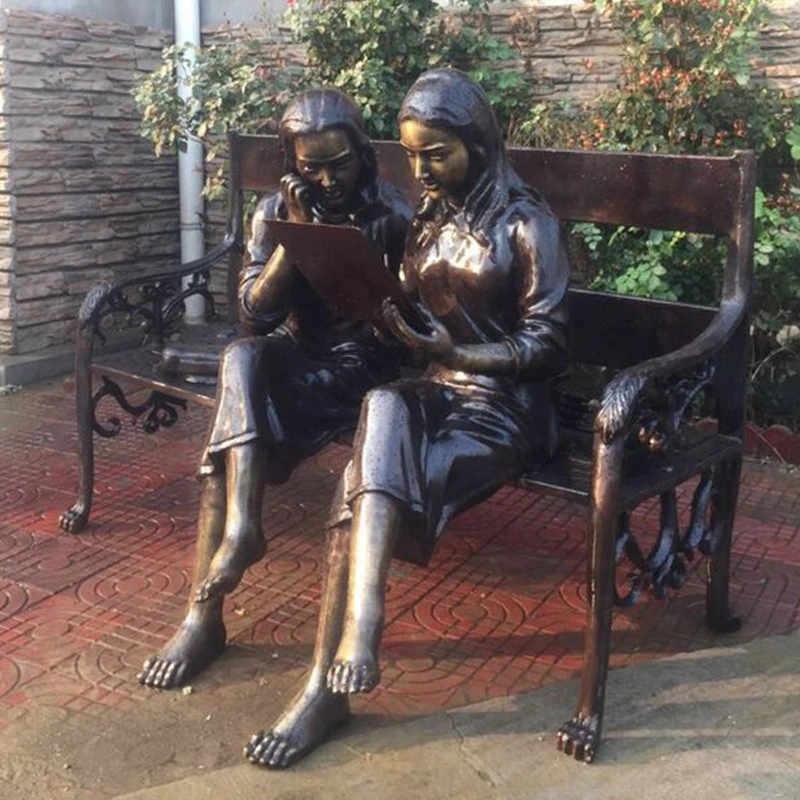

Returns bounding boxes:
[227,133,755,370]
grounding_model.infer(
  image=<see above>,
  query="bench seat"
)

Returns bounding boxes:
[520,427,741,508]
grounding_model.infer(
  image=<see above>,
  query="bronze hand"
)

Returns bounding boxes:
[281,174,313,223]
[382,300,456,366]
[382,300,519,376]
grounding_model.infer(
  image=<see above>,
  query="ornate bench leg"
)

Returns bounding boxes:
[59,325,94,534]
[705,453,743,633]
[557,437,624,763]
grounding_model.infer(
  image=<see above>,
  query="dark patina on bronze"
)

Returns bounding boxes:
[245,85,755,767]
[135,88,411,690]
[59,76,753,769]
[245,68,571,769]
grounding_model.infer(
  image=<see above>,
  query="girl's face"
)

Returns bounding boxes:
[293,128,362,213]
[399,119,470,204]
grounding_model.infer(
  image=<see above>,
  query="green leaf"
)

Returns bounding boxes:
[755,188,765,219]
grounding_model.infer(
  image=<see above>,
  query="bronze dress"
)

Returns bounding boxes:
[199,182,410,483]
[329,193,569,564]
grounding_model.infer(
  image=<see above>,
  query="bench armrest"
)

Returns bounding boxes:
[596,296,747,445]
[77,234,237,349]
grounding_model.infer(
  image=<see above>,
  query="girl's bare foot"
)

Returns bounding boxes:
[245,682,350,769]
[138,606,226,689]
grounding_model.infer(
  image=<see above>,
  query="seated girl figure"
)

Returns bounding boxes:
[246,68,569,768]
[138,88,411,690]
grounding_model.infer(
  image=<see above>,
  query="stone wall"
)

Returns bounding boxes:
[493,0,800,102]
[0,16,14,352]
[759,0,800,95]
[0,9,179,355]
[202,1,800,109]
[491,2,623,102]
[0,0,289,32]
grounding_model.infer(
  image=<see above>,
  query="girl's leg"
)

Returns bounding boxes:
[246,523,352,769]
[196,442,267,601]
[327,491,402,694]
[138,473,228,688]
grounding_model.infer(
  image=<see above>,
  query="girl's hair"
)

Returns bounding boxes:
[278,88,379,200]
[398,68,537,241]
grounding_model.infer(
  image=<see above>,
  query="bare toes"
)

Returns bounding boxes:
[162,662,177,688]
[250,734,272,764]
[154,661,169,687]
[340,664,353,693]
[326,664,339,692]
[270,741,288,767]
[333,664,348,693]
[138,658,154,685]
[262,738,278,763]
[142,659,161,687]
[348,666,362,694]
[245,732,264,762]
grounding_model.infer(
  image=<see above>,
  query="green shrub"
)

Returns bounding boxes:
[288,0,528,138]
[134,0,529,199]
[134,33,300,198]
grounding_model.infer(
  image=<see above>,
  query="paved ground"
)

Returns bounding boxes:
[0,376,799,798]
[118,629,800,800]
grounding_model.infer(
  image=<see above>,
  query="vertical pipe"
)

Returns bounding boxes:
[174,0,205,324]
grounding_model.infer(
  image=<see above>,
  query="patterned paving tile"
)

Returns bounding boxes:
[0,378,799,728]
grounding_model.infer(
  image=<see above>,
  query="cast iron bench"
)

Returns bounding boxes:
[60,134,754,761]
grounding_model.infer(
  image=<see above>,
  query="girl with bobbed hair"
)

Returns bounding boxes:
[138,88,410,692]
[248,69,569,769]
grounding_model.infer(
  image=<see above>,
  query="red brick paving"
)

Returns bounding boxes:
[1,376,799,729]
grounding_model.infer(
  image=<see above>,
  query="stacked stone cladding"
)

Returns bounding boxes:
[0,9,179,355]
[0,13,16,353]
[493,1,800,102]
[2,2,800,355]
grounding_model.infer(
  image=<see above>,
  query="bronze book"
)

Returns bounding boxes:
[265,219,415,327]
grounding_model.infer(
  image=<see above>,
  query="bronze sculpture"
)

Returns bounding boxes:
[246,68,570,768]
[138,89,411,689]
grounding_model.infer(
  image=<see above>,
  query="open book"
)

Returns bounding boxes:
[266,220,422,329]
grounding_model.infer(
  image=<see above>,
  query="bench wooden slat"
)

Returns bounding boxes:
[618,431,740,509]
[518,428,741,510]
[570,289,716,369]
[92,322,237,409]
[506,148,743,236]
[233,135,745,236]
[93,349,218,408]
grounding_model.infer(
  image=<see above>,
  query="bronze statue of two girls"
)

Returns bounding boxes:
[139,69,572,769]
